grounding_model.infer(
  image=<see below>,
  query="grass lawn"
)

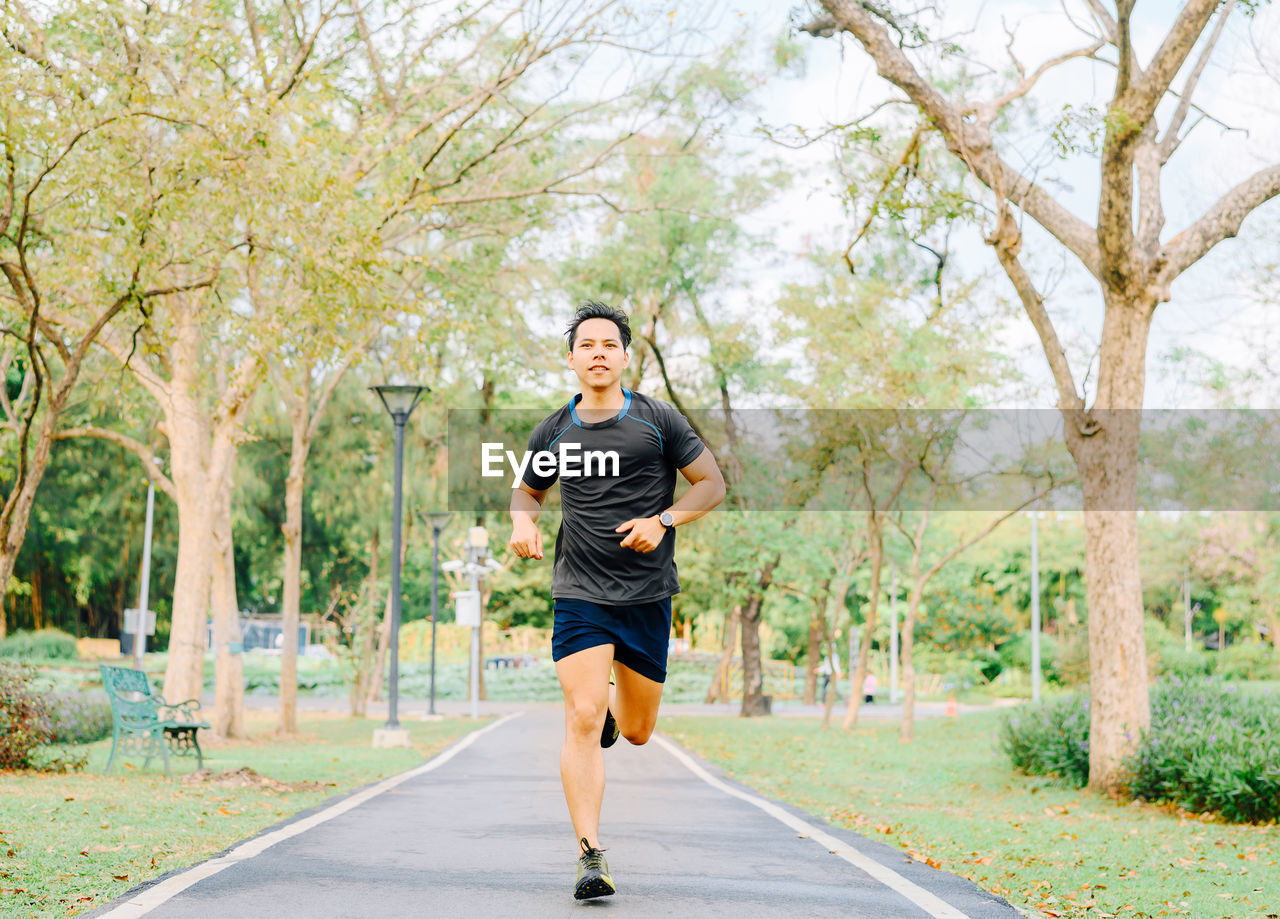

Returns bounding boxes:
[0,711,488,919]
[661,711,1279,919]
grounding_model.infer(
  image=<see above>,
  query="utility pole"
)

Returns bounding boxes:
[131,476,156,670]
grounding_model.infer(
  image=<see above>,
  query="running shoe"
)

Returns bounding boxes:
[601,707,620,748]
[574,837,615,900]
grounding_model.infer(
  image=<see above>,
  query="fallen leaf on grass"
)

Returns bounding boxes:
[112,874,128,881]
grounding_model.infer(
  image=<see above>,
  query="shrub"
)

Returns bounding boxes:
[1156,645,1211,679]
[1051,631,1091,686]
[46,692,113,745]
[1127,678,1280,823]
[0,627,78,660]
[1214,642,1278,681]
[997,632,1062,684]
[0,659,57,769]
[1003,678,1280,823]
[999,693,1090,787]
[972,648,1003,683]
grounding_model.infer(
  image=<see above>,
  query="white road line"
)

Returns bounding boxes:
[653,733,973,919]
[95,712,525,919]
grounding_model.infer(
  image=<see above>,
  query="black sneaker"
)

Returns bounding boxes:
[574,837,616,900]
[601,708,620,748]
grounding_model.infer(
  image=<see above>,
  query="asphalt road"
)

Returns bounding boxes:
[85,710,1026,919]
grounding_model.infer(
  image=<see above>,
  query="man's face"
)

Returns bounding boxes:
[567,318,629,391]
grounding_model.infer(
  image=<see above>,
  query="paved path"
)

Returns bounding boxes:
[225,692,1010,720]
[85,710,1024,919]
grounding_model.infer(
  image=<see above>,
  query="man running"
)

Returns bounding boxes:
[508,300,726,901]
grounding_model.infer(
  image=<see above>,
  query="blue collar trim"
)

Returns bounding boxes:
[570,389,632,426]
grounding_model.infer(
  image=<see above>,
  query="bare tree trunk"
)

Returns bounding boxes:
[0,404,67,615]
[210,443,245,739]
[899,587,923,741]
[804,608,823,705]
[368,591,391,704]
[1066,301,1152,792]
[740,558,778,717]
[844,516,883,729]
[278,395,308,735]
[704,605,740,704]
[163,365,214,704]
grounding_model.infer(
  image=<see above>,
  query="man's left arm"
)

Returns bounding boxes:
[616,449,726,553]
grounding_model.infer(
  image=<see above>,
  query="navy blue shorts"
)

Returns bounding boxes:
[551,597,672,684]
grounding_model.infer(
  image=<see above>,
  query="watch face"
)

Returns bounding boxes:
[660,512,674,527]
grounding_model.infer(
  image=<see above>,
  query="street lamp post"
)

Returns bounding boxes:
[418,511,452,718]
[442,527,501,719]
[132,474,156,670]
[370,384,426,748]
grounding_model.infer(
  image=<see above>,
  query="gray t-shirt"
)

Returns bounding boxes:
[522,389,706,604]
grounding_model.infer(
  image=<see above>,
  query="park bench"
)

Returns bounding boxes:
[99,664,210,777]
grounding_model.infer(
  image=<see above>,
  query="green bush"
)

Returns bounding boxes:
[0,659,57,768]
[1002,678,1280,823]
[1128,678,1280,823]
[999,693,1091,787]
[1155,645,1211,679]
[46,692,113,745]
[1214,642,1278,681]
[997,632,1062,684]
[0,628,78,660]
[1051,631,1090,686]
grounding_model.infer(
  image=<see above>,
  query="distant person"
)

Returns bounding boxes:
[818,649,842,702]
[863,671,878,704]
[509,300,726,901]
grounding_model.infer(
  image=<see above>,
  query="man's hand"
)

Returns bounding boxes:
[616,516,667,554]
[509,518,544,559]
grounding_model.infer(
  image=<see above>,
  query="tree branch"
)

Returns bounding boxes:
[55,426,176,500]
[1158,0,1236,162]
[986,207,1085,416]
[812,0,1102,279]
[1123,0,1222,133]
[978,40,1104,115]
[1159,163,1280,284]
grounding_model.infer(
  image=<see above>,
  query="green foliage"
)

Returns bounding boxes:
[0,628,78,660]
[46,693,113,745]
[999,693,1092,787]
[1215,642,1278,681]
[1003,679,1280,823]
[972,647,1003,683]
[997,631,1062,684]
[1129,679,1280,824]
[1155,645,1212,679]
[0,660,56,769]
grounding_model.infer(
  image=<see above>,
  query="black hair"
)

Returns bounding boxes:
[565,299,632,351]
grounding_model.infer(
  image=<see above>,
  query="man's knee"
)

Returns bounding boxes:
[565,693,607,738]
[621,724,654,745]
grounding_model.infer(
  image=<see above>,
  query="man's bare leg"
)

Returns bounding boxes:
[610,660,664,745]
[555,644,614,849]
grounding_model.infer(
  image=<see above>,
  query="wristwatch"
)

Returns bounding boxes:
[659,511,675,528]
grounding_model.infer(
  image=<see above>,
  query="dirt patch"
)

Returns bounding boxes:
[180,766,335,793]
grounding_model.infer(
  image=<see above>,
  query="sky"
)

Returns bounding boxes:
[693,0,1280,411]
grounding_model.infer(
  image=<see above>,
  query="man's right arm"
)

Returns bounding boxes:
[509,481,548,560]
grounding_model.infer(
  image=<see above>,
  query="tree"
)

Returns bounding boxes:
[0,4,217,633]
[804,0,1280,791]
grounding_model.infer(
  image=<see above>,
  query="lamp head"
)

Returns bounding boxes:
[370,384,427,421]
